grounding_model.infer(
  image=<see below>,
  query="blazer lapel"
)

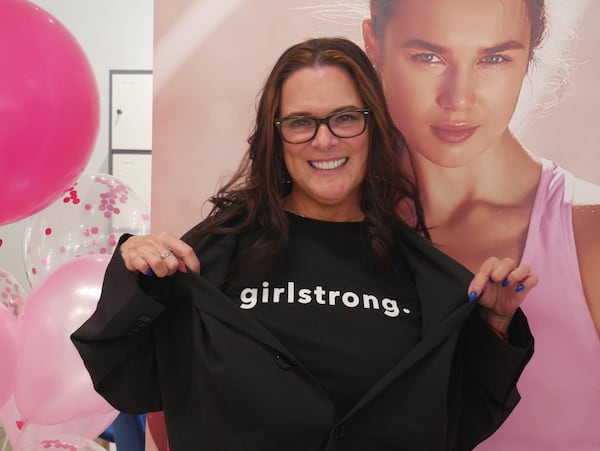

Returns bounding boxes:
[396,224,475,335]
[178,233,312,374]
[341,225,477,420]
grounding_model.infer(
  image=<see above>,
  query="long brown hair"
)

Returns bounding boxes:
[184,37,427,266]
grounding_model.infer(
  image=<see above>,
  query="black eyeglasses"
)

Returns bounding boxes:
[274,109,370,144]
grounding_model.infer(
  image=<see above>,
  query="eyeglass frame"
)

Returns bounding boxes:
[274,108,370,144]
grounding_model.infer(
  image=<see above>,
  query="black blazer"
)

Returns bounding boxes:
[72,223,533,451]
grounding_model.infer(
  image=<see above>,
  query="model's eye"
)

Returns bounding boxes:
[412,53,443,64]
[481,54,510,65]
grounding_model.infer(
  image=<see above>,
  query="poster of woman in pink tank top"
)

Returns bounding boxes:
[149,1,600,450]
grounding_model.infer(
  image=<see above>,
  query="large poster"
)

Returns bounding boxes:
[153,0,598,235]
[151,1,599,450]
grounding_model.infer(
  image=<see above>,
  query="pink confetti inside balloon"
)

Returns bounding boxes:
[22,435,107,451]
[23,173,150,287]
[0,268,27,317]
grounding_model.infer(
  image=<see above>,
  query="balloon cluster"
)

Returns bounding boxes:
[0,173,149,449]
[0,256,119,450]
[0,170,149,450]
[0,1,150,449]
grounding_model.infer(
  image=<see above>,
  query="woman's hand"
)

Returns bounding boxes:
[120,232,201,278]
[468,257,538,333]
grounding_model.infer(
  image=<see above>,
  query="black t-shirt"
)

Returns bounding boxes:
[224,213,421,417]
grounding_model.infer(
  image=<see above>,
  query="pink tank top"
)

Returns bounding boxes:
[476,159,600,450]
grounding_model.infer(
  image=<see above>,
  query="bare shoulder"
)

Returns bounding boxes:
[572,177,600,336]
[572,178,600,233]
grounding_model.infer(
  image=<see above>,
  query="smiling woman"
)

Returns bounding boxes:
[72,37,537,451]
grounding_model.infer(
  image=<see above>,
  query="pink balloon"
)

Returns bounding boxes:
[0,305,18,408]
[0,396,117,451]
[15,255,115,425]
[0,0,99,225]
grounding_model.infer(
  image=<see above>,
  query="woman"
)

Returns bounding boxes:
[362,0,600,449]
[72,38,535,450]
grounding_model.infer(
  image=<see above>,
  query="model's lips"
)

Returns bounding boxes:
[431,125,478,144]
[309,157,348,170]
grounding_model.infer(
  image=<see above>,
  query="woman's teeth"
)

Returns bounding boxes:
[310,158,348,170]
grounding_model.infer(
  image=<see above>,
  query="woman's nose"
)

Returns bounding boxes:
[311,122,337,147]
[436,65,476,112]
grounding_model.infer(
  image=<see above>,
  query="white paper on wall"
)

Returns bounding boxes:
[110,71,153,150]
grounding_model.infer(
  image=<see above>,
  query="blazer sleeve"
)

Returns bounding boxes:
[71,236,171,414]
[453,307,534,450]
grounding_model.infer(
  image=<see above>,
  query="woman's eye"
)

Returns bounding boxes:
[412,53,442,64]
[288,118,310,128]
[481,54,509,65]
[334,113,358,123]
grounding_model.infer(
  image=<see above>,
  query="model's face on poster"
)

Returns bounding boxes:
[365,0,531,167]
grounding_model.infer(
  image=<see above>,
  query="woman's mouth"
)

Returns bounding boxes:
[309,157,348,170]
[431,125,478,144]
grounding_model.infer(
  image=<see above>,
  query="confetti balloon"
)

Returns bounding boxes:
[0,0,99,225]
[23,173,150,287]
[21,434,107,451]
[0,268,27,317]
[0,396,117,451]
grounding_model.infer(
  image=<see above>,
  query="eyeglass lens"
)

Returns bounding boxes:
[278,110,367,143]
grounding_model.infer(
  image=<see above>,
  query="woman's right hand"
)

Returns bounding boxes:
[120,232,201,278]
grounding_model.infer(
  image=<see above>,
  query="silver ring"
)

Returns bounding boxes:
[159,249,172,259]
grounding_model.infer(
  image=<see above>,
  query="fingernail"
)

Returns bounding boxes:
[515,283,525,292]
[145,268,155,277]
[468,291,478,302]
[502,278,510,287]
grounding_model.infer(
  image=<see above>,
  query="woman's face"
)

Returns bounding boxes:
[279,65,369,216]
[364,0,531,167]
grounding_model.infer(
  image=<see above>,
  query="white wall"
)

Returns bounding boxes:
[0,0,153,289]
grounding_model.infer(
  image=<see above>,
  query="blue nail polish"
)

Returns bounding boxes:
[145,268,154,277]
[468,291,478,302]
[501,278,510,287]
[515,283,525,292]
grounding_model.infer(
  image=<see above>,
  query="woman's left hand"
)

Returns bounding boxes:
[468,257,539,332]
